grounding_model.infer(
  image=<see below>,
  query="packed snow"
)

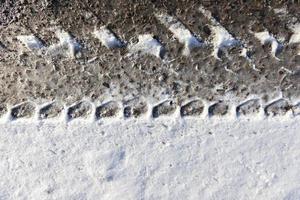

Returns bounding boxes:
[254,31,282,59]
[46,30,81,58]
[155,13,203,56]
[93,27,123,49]
[17,35,44,51]
[0,117,300,199]
[129,34,165,58]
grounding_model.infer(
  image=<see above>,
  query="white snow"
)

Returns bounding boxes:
[155,13,202,56]
[46,30,81,58]
[289,23,300,55]
[209,25,241,59]
[0,117,300,199]
[199,6,251,61]
[254,31,282,59]
[129,34,164,58]
[93,27,123,49]
[17,35,44,51]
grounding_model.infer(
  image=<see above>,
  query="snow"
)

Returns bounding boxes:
[254,31,282,59]
[46,30,81,58]
[289,23,300,55]
[17,35,44,51]
[198,6,256,70]
[209,25,241,59]
[129,34,165,58]
[155,13,203,56]
[0,117,300,199]
[199,6,242,58]
[93,27,123,49]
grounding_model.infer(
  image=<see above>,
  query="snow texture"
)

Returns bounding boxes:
[0,117,300,199]
[17,35,44,51]
[254,31,282,59]
[129,34,165,58]
[199,6,252,62]
[155,13,202,56]
[46,30,81,58]
[289,23,300,55]
[93,27,123,49]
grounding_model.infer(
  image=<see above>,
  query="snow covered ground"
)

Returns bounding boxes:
[0,117,300,200]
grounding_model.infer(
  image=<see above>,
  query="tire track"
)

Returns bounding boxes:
[0,96,298,122]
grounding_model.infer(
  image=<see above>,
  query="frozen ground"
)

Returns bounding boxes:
[0,117,300,200]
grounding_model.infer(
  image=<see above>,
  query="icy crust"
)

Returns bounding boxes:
[17,35,44,51]
[155,13,203,56]
[93,26,123,49]
[129,34,165,58]
[253,31,282,59]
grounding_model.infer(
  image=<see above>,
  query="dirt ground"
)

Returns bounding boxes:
[0,0,300,107]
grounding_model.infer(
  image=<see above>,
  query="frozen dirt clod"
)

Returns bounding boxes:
[10,102,35,120]
[180,100,204,117]
[67,101,92,120]
[208,101,229,116]
[236,99,261,116]
[264,99,292,116]
[152,100,177,118]
[95,101,120,119]
[39,102,64,119]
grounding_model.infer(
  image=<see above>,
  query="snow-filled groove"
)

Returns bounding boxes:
[0,97,299,122]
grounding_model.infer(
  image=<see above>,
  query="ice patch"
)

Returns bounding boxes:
[129,34,165,58]
[155,13,203,56]
[17,35,44,51]
[254,31,282,59]
[46,30,81,59]
[93,26,123,49]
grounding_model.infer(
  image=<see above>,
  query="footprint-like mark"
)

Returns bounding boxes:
[39,102,64,119]
[152,100,177,118]
[10,102,35,120]
[236,99,261,116]
[180,100,204,117]
[208,101,229,117]
[67,101,93,120]
[264,99,291,116]
[95,101,120,119]
[123,98,148,118]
